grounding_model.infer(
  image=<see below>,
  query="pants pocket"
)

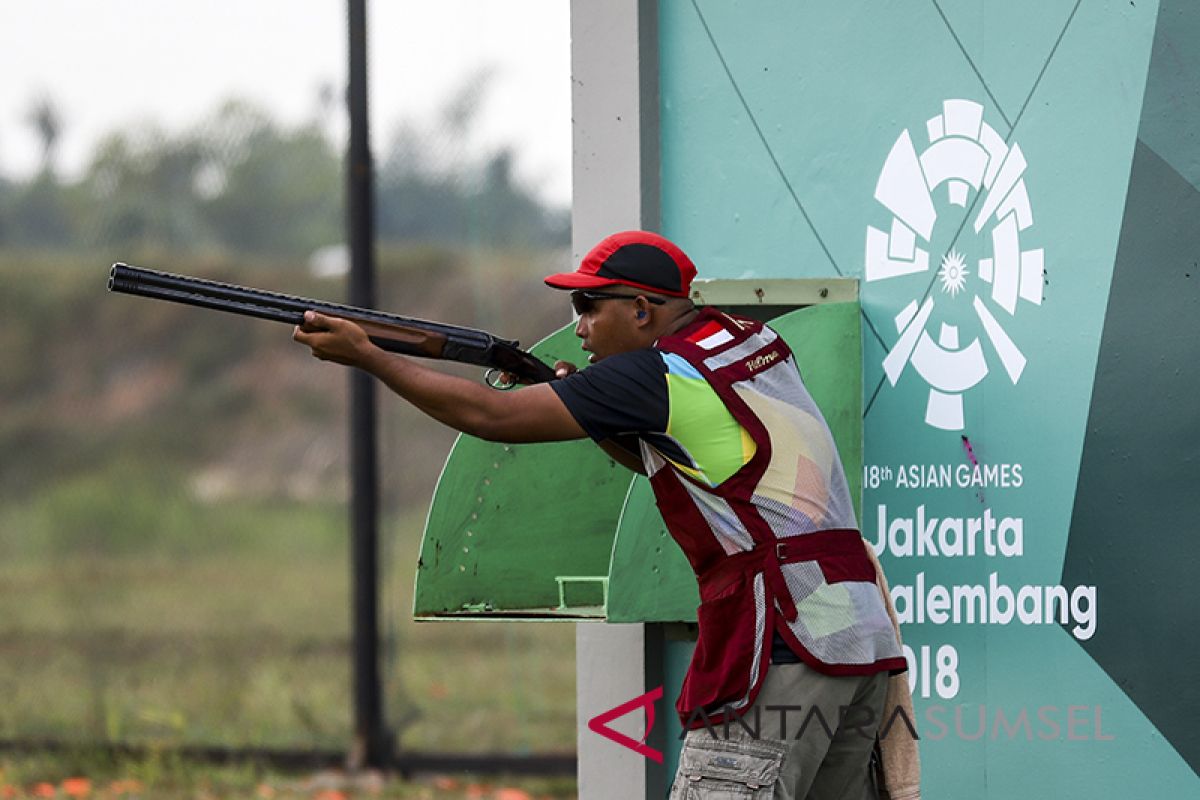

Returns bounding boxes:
[669,735,787,799]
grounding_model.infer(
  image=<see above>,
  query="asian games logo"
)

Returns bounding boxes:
[865,99,1044,431]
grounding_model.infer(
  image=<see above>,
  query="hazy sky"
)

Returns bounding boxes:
[0,0,572,204]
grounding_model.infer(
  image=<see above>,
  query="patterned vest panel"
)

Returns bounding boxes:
[643,308,906,726]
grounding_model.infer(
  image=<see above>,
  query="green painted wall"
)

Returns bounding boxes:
[417,300,864,624]
[413,325,624,618]
[607,300,864,623]
[660,0,1197,795]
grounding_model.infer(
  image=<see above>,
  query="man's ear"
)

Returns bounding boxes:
[633,296,652,324]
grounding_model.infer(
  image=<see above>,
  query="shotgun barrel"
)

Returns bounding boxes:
[108,263,557,385]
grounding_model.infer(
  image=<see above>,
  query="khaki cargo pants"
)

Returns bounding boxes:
[669,663,888,800]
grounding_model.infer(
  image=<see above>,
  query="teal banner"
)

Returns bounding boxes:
[659,0,1198,795]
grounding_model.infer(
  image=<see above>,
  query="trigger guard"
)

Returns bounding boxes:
[484,367,517,390]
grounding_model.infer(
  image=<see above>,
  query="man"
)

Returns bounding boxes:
[294,231,909,799]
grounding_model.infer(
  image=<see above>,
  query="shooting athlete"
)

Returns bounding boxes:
[293,231,917,800]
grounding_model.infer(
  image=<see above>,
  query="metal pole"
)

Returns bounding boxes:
[346,0,387,770]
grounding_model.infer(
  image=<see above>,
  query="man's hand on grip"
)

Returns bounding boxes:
[293,310,375,367]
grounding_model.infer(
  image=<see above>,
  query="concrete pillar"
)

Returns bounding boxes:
[570,2,662,798]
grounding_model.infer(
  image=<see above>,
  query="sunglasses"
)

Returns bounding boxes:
[570,290,667,315]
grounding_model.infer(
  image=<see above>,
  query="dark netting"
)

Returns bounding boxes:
[371,60,575,765]
[0,0,574,762]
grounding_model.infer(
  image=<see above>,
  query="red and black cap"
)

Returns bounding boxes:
[544,231,697,298]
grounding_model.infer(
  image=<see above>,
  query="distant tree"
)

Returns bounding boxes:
[0,95,76,248]
[200,101,342,257]
[375,71,568,248]
[75,101,342,257]
[5,173,76,247]
[376,120,469,243]
[0,176,12,243]
[26,95,63,176]
[473,148,569,247]
[1,88,567,258]
[78,128,212,251]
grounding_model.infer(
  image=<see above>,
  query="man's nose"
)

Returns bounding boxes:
[574,315,588,337]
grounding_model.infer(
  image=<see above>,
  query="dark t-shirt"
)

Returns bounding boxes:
[549,348,684,463]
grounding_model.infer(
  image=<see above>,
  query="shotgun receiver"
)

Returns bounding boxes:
[108,263,557,386]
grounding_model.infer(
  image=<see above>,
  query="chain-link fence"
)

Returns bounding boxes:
[0,0,574,762]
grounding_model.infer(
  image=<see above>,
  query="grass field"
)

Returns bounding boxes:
[0,247,580,796]
[0,469,578,797]
[0,751,579,799]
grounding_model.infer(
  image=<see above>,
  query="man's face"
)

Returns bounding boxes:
[571,290,649,363]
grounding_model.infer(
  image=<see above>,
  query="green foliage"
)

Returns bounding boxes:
[0,95,578,756]
[0,461,340,562]
[2,172,76,248]
[64,103,344,258]
[377,143,568,248]
[0,241,576,758]
[0,93,569,258]
[0,494,576,755]
[79,128,212,252]
[20,465,183,558]
[197,102,343,256]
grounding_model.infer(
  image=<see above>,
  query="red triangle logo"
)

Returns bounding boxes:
[586,685,664,763]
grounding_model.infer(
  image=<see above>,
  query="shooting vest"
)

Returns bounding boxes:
[643,308,906,727]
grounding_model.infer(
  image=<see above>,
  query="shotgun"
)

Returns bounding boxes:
[107,263,557,386]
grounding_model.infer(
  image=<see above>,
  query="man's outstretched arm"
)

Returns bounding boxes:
[293,310,586,444]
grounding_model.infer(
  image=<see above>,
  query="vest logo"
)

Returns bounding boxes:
[586,685,663,763]
[864,99,1044,430]
[745,349,781,373]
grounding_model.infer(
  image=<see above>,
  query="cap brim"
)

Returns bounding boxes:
[543,271,625,290]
